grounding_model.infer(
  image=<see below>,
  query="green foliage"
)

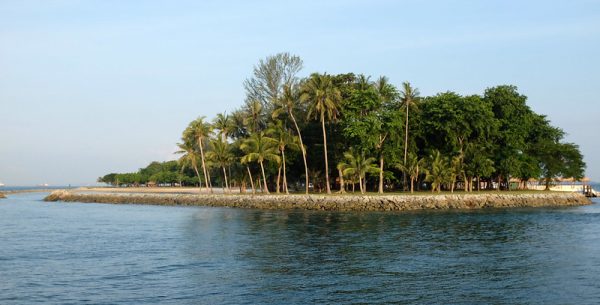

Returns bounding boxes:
[338,149,380,194]
[101,57,586,193]
[425,150,451,192]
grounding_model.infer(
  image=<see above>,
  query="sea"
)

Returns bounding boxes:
[1,189,600,304]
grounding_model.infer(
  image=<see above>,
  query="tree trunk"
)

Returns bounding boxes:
[477,176,481,191]
[378,156,384,194]
[258,176,262,193]
[259,161,270,194]
[282,150,289,194]
[289,111,310,194]
[276,163,281,194]
[410,177,414,193]
[198,136,212,194]
[359,177,364,194]
[321,112,331,194]
[192,162,202,193]
[247,166,255,194]
[403,102,409,191]
[497,176,501,191]
[222,166,229,193]
[338,168,345,194]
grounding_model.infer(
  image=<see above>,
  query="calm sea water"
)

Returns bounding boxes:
[1,192,600,304]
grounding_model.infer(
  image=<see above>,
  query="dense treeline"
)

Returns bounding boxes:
[99,53,585,193]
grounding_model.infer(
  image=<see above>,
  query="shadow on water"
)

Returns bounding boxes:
[178,205,600,304]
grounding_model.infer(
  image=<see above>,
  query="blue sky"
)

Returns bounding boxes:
[1,0,599,185]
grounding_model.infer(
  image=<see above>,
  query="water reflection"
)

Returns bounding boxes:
[180,206,600,304]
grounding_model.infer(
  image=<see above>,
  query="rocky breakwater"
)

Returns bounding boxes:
[0,192,5,199]
[44,190,591,212]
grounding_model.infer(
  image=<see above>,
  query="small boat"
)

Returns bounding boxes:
[0,182,4,187]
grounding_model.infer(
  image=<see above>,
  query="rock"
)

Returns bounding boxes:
[0,192,5,199]
[41,190,592,212]
[44,190,71,201]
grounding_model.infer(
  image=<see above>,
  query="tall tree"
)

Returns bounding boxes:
[273,84,310,193]
[267,120,300,194]
[186,117,213,193]
[240,132,281,194]
[399,82,420,190]
[244,53,303,111]
[175,136,202,190]
[484,85,534,190]
[213,112,233,141]
[373,76,399,193]
[301,73,342,194]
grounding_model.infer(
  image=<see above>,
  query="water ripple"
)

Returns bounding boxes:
[1,194,599,304]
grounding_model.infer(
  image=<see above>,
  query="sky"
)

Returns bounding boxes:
[1,0,599,186]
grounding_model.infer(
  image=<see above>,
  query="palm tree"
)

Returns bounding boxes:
[448,156,463,193]
[175,136,202,190]
[244,99,264,133]
[273,84,310,194]
[207,137,233,193]
[213,112,233,141]
[400,82,420,190]
[240,132,280,194]
[267,120,300,194]
[425,150,449,193]
[240,153,256,194]
[186,117,213,193]
[338,150,380,194]
[396,153,425,193]
[373,76,398,194]
[300,73,342,194]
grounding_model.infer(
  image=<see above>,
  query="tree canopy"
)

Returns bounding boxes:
[100,53,586,193]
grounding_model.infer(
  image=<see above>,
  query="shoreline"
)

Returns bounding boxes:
[44,190,591,212]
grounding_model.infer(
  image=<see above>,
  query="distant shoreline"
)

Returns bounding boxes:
[44,189,591,212]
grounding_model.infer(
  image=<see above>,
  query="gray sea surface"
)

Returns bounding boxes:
[1,192,600,304]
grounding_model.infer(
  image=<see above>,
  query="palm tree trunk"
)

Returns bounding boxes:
[321,113,331,194]
[410,177,414,193]
[222,166,229,193]
[198,137,211,194]
[259,161,270,194]
[192,161,202,193]
[289,111,309,194]
[378,156,384,194]
[359,177,364,194]
[282,150,289,194]
[276,164,281,194]
[247,166,255,194]
[258,176,262,193]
